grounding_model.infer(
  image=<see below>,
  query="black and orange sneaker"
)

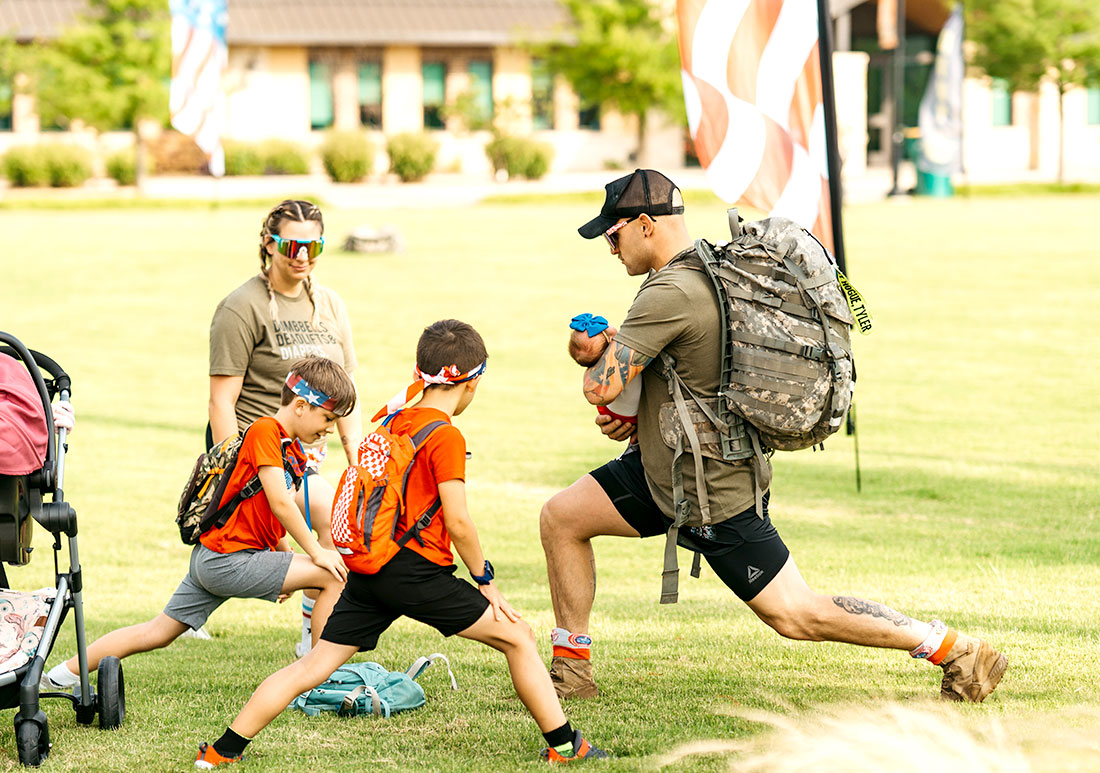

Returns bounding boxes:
[195,742,242,769]
[539,730,610,763]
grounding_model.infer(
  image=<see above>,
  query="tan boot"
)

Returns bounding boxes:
[939,633,1008,702]
[549,656,598,699]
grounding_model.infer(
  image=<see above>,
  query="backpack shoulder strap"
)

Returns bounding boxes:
[201,423,264,533]
[394,420,451,548]
[406,652,459,690]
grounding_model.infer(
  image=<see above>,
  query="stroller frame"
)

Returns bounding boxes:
[0,331,124,766]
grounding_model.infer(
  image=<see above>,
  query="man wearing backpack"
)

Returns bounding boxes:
[540,169,1007,704]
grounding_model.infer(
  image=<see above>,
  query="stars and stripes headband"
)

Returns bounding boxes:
[372,361,487,421]
[286,371,339,411]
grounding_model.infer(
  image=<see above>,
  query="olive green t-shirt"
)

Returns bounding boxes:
[614,252,766,521]
[209,275,357,433]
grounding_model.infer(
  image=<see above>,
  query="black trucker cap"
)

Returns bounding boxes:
[578,168,685,239]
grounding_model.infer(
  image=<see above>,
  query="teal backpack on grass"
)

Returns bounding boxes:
[289,654,457,718]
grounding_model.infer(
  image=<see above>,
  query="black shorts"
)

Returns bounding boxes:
[589,445,790,602]
[319,549,490,651]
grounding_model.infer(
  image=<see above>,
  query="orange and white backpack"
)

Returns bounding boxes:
[331,416,448,574]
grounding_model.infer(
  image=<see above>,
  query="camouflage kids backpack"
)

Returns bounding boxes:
[176,425,302,545]
[656,210,868,602]
[331,415,448,574]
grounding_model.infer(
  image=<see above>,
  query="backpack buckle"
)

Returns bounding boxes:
[676,499,691,523]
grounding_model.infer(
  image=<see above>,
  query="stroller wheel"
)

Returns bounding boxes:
[15,715,50,766]
[97,656,125,729]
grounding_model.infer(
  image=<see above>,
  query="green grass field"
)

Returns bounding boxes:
[1,192,1098,771]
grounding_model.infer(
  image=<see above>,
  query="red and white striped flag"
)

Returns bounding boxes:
[677,0,833,251]
[170,0,228,177]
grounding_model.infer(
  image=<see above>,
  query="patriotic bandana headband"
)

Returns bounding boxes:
[372,361,487,421]
[286,372,339,412]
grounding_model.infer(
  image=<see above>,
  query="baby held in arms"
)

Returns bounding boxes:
[568,313,640,424]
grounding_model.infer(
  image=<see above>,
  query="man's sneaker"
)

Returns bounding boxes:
[539,730,610,763]
[939,633,1008,702]
[195,742,241,768]
[549,656,598,700]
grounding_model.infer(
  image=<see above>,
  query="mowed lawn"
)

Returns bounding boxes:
[0,192,1097,771]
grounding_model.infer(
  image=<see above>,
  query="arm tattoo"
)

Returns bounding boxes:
[583,341,653,405]
[832,596,912,627]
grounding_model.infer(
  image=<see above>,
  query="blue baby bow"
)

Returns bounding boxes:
[569,313,609,338]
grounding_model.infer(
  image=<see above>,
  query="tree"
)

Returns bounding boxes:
[533,0,683,166]
[967,0,1100,183]
[29,0,170,189]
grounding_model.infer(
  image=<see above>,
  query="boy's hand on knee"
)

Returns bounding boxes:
[311,548,349,583]
[480,583,520,623]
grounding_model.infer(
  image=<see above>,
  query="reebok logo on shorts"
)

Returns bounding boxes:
[747,565,763,583]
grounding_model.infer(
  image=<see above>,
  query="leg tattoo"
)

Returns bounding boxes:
[832,596,912,627]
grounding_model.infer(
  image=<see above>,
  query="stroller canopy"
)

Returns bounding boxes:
[0,355,48,476]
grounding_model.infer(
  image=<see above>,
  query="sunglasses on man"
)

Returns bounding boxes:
[603,216,640,248]
[271,234,325,261]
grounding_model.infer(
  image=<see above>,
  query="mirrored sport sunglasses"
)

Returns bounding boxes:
[603,215,640,248]
[271,234,325,261]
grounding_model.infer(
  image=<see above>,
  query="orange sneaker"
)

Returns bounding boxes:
[195,742,242,768]
[540,730,610,763]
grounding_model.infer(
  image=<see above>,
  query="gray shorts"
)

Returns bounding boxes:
[163,544,294,630]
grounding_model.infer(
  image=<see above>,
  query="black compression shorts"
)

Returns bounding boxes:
[589,444,790,601]
[320,549,490,651]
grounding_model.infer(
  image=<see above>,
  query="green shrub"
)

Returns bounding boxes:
[45,145,94,187]
[2,146,51,187]
[3,145,93,188]
[386,132,438,183]
[485,134,554,180]
[260,140,310,175]
[320,131,372,183]
[104,149,154,186]
[224,140,265,176]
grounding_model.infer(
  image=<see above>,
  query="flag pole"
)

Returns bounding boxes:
[816,0,861,491]
[816,0,846,276]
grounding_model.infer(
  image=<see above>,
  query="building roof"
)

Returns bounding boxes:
[0,0,568,47]
[229,0,567,46]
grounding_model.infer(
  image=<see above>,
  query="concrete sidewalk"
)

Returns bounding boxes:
[0,165,908,208]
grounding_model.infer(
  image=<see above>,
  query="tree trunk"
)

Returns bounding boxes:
[1057,83,1065,185]
[634,108,649,167]
[134,129,147,197]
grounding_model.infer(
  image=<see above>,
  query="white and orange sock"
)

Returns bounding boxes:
[300,596,315,648]
[551,627,592,660]
[909,619,958,664]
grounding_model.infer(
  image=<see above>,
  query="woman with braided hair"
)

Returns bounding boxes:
[207,199,361,656]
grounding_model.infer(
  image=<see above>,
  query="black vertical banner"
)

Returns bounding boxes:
[816,0,847,276]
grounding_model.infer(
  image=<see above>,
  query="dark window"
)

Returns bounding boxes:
[468,59,493,125]
[531,60,553,130]
[359,61,382,128]
[579,105,600,130]
[309,60,334,130]
[422,61,446,129]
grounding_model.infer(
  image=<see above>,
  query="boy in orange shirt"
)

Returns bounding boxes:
[195,319,607,767]
[42,357,353,690]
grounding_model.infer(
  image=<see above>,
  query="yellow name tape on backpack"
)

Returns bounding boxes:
[836,270,873,334]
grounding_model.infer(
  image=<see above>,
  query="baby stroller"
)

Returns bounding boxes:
[0,331,124,766]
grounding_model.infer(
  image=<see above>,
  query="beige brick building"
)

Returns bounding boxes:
[1,0,1097,182]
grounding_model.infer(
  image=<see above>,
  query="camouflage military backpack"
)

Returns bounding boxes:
[656,210,866,603]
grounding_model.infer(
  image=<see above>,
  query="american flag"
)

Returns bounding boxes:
[169,0,228,177]
[677,0,834,251]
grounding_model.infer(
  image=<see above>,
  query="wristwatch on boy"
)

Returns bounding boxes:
[470,560,495,585]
